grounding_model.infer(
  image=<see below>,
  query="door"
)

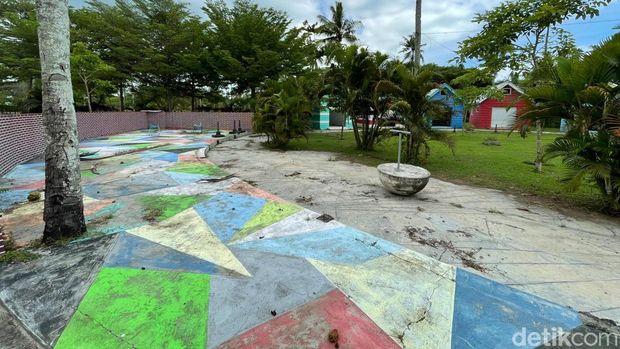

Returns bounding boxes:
[491,107,516,129]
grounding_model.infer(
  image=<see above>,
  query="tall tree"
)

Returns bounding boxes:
[456,0,612,173]
[400,33,425,69]
[132,0,201,111]
[380,65,454,163]
[72,0,145,111]
[70,42,115,112]
[204,0,313,98]
[36,0,86,242]
[315,1,360,45]
[0,0,41,111]
[414,0,422,69]
[327,45,390,150]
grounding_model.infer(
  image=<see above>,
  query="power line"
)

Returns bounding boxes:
[422,18,620,35]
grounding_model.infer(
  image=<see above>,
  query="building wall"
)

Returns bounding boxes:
[470,92,526,129]
[0,111,253,176]
[428,92,464,129]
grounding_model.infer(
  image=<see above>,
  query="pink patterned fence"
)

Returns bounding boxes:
[0,111,253,176]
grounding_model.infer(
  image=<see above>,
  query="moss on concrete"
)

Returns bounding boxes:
[166,163,226,177]
[140,195,209,222]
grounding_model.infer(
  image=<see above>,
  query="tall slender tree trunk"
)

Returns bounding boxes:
[83,79,92,113]
[535,119,543,173]
[119,82,125,111]
[36,0,86,243]
[414,0,422,70]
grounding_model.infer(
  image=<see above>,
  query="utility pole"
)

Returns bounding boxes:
[414,0,422,70]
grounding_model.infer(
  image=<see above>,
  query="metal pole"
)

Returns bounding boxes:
[397,133,402,171]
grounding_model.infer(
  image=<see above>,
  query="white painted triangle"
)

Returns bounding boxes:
[127,208,251,277]
[234,209,345,244]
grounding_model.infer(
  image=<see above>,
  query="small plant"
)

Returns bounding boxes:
[0,227,39,264]
[0,250,39,264]
[27,190,41,202]
[463,122,475,132]
[482,137,501,146]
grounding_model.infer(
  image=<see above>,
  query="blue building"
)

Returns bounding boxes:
[311,98,352,130]
[426,84,464,129]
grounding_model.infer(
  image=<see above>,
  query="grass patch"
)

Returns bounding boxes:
[0,250,39,264]
[288,131,602,209]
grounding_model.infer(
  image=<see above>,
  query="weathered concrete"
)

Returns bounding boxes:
[233,226,403,264]
[310,249,456,348]
[0,236,116,345]
[0,302,45,349]
[127,208,250,277]
[208,136,620,322]
[217,289,401,349]
[207,249,335,348]
[377,163,431,195]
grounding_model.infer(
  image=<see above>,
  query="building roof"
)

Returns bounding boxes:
[426,83,456,99]
[495,81,524,94]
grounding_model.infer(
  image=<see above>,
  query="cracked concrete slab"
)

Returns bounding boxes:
[0,235,116,345]
[208,136,620,322]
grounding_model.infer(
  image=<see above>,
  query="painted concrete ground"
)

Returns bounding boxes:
[0,130,602,348]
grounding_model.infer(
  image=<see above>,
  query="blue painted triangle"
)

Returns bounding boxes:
[232,227,402,264]
[194,192,267,243]
[451,268,582,349]
[105,233,222,275]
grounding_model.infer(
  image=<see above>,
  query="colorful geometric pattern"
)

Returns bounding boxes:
[0,130,589,348]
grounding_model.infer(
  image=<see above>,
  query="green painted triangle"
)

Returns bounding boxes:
[139,195,210,222]
[166,162,226,176]
[231,201,303,242]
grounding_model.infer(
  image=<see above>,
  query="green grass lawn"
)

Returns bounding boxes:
[288,131,602,209]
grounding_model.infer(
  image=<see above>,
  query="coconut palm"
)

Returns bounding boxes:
[379,65,454,163]
[400,33,425,67]
[315,2,360,45]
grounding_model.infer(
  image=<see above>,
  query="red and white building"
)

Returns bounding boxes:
[470,82,526,129]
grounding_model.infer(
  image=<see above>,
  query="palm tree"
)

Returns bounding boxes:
[254,76,314,148]
[326,45,390,150]
[520,33,620,210]
[400,33,425,68]
[379,65,454,163]
[315,2,360,45]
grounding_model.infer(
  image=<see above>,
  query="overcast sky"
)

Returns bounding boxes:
[70,0,620,67]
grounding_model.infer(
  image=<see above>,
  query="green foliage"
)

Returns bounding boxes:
[456,0,611,75]
[71,42,116,112]
[326,45,391,150]
[314,1,359,45]
[401,34,425,67]
[521,33,620,210]
[0,249,39,264]
[0,0,40,111]
[203,0,314,98]
[381,65,455,163]
[254,75,315,147]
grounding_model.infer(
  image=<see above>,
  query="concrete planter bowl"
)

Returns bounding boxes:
[377,163,431,196]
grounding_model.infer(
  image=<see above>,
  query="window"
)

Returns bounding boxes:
[503,87,512,95]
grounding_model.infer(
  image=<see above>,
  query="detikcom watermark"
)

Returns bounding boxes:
[513,327,619,347]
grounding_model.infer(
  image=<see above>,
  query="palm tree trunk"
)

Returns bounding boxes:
[535,119,543,173]
[414,0,422,70]
[36,0,86,243]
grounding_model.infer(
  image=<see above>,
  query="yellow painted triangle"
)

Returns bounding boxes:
[127,208,251,277]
